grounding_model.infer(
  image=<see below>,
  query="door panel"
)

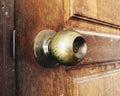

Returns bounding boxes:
[15,0,120,96]
[73,0,120,26]
[70,30,120,65]
[74,69,120,96]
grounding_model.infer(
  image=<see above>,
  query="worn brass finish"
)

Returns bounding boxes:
[34,29,87,67]
[34,30,58,67]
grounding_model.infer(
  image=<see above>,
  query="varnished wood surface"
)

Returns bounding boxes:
[0,0,15,96]
[80,30,120,64]
[74,69,120,96]
[15,0,67,96]
[73,0,120,26]
[15,0,120,96]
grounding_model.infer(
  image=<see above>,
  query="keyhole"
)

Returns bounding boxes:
[73,42,79,53]
[73,37,86,53]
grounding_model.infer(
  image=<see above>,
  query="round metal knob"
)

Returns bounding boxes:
[34,29,87,67]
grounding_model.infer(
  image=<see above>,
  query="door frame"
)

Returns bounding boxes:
[0,0,15,96]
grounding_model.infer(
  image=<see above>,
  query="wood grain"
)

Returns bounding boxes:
[74,69,120,96]
[73,0,120,26]
[15,0,69,96]
[15,0,120,96]
[80,30,120,64]
[0,0,15,96]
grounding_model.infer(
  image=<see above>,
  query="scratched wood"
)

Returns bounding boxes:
[0,0,15,96]
[15,0,120,96]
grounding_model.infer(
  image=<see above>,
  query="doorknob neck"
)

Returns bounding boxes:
[34,29,87,67]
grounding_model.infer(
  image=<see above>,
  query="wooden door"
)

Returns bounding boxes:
[15,0,120,96]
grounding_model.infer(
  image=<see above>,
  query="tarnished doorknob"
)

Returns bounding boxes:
[34,29,87,67]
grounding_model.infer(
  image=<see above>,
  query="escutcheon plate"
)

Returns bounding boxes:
[34,30,59,67]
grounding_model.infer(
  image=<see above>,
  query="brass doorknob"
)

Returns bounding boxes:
[34,29,87,67]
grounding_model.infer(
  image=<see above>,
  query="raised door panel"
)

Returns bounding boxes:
[65,0,120,96]
[72,0,120,26]
[73,69,120,96]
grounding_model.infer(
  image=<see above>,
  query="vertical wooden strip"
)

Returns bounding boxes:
[0,1,4,96]
[15,0,66,96]
[0,0,15,96]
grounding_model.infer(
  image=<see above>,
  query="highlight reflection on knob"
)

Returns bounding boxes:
[34,29,87,67]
